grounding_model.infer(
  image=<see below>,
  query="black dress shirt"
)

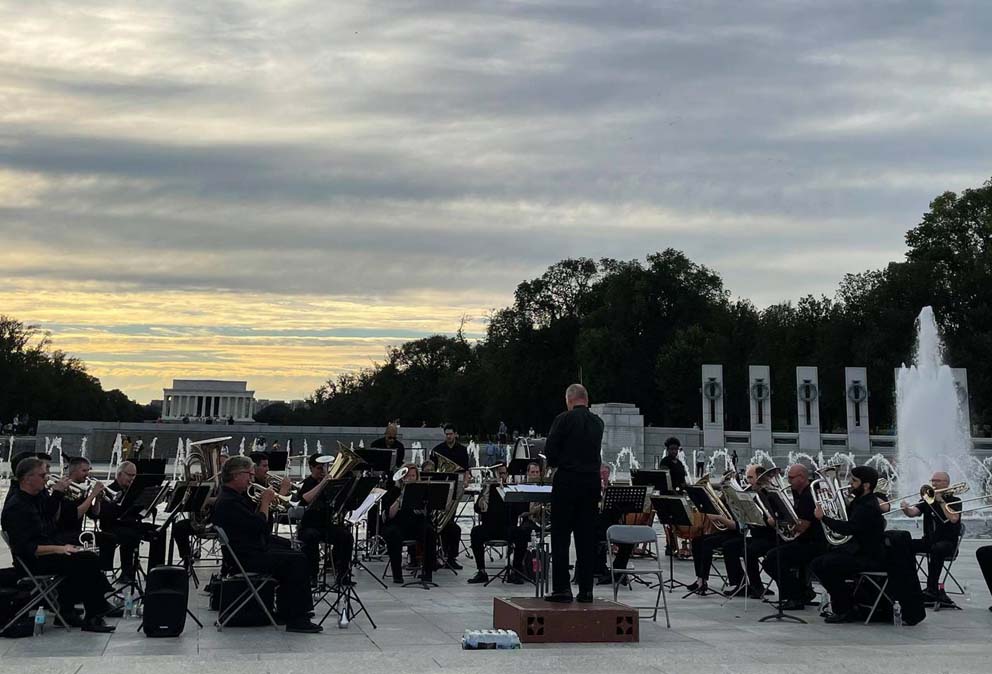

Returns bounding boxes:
[915,494,962,542]
[298,476,343,530]
[822,492,886,560]
[792,486,826,546]
[1,488,59,560]
[431,442,470,471]
[212,485,270,564]
[658,455,688,490]
[544,405,604,475]
[370,437,405,467]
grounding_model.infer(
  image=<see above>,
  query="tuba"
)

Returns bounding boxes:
[810,466,852,546]
[693,474,736,531]
[329,442,365,480]
[185,436,230,486]
[430,452,466,531]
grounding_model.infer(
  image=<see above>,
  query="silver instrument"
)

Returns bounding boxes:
[810,466,852,546]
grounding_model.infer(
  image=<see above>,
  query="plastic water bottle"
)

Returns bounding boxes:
[33,607,46,636]
[123,588,135,619]
[892,600,902,626]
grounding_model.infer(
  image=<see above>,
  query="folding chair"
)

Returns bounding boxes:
[852,571,892,625]
[380,539,421,580]
[605,525,670,626]
[0,531,71,632]
[212,526,279,631]
[940,529,966,595]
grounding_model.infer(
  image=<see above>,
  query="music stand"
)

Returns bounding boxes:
[651,495,693,592]
[135,458,167,477]
[507,458,532,480]
[632,469,672,494]
[722,489,771,607]
[355,449,392,474]
[758,492,806,624]
[400,481,452,589]
[267,451,289,472]
[501,484,553,597]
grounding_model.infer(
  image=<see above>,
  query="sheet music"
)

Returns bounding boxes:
[501,484,552,494]
[346,487,387,525]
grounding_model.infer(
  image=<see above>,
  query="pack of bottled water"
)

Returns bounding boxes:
[461,629,521,649]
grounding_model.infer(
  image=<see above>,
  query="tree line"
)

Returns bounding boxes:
[281,177,992,437]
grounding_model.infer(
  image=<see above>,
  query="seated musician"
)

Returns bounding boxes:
[249,451,292,496]
[594,464,637,585]
[977,544,992,613]
[381,464,438,583]
[420,459,436,473]
[428,427,468,569]
[721,464,777,598]
[685,481,739,595]
[810,466,887,623]
[1,457,118,632]
[211,455,322,633]
[297,453,355,587]
[761,464,827,610]
[99,461,166,584]
[900,471,962,606]
[53,456,116,571]
[467,463,525,585]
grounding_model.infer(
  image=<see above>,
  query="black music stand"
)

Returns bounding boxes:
[267,451,289,472]
[501,485,553,597]
[651,495,692,592]
[507,458,531,480]
[355,449,392,556]
[400,481,451,590]
[109,483,171,604]
[721,490,770,607]
[758,493,806,624]
[602,486,651,587]
[481,483,516,586]
[135,458,167,478]
[632,469,672,494]
[309,479,351,594]
[356,449,392,474]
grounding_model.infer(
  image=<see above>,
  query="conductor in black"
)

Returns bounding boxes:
[545,383,604,603]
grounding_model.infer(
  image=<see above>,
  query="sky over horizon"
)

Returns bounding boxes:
[2,1,991,403]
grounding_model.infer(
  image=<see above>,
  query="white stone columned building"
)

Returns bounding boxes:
[162,379,256,421]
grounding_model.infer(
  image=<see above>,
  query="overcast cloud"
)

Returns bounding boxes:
[1,1,991,401]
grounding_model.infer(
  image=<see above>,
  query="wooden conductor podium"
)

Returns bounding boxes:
[493,597,638,643]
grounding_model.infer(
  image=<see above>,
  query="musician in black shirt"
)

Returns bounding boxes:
[545,383,604,603]
[1,457,117,632]
[381,464,438,583]
[722,464,777,598]
[761,464,827,610]
[466,463,526,584]
[212,456,321,633]
[99,461,166,583]
[811,466,887,623]
[370,422,405,467]
[53,456,116,571]
[900,471,962,605]
[658,437,688,490]
[296,454,355,586]
[431,425,470,473]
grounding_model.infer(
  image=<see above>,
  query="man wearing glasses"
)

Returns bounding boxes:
[2,457,118,632]
[371,422,406,467]
[213,456,322,633]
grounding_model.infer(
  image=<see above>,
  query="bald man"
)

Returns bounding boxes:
[371,422,406,467]
[544,383,604,603]
[901,471,962,605]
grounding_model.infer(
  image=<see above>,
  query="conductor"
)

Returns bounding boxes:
[544,383,604,603]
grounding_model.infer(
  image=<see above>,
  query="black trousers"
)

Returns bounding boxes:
[977,545,992,600]
[29,551,113,617]
[299,523,354,580]
[243,549,313,620]
[383,513,436,580]
[171,519,195,563]
[550,471,600,595]
[910,538,956,591]
[723,534,774,589]
[691,532,738,582]
[762,540,822,601]
[105,521,166,577]
[810,552,878,614]
[470,524,529,572]
[440,521,461,563]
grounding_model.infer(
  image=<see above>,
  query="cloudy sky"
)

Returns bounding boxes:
[2,1,990,403]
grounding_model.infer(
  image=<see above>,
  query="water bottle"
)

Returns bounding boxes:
[33,606,46,636]
[892,600,902,626]
[123,588,135,619]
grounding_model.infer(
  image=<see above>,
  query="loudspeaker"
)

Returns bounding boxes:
[142,565,188,637]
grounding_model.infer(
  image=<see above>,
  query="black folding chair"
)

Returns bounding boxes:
[212,526,279,631]
[606,525,670,626]
[852,571,892,625]
[0,531,71,632]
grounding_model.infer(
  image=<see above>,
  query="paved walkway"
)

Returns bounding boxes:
[2,531,991,673]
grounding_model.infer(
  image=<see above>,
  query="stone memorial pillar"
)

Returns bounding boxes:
[701,364,725,449]
[795,366,821,451]
[749,365,773,450]
[844,367,870,452]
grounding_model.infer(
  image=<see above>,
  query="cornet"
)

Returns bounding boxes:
[247,482,293,513]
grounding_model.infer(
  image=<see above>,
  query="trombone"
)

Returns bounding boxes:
[944,492,992,514]
[880,481,969,509]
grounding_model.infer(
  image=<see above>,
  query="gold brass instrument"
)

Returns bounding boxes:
[945,492,992,514]
[185,436,230,486]
[328,442,365,480]
[754,467,800,541]
[921,481,968,505]
[693,474,736,531]
[810,466,852,546]
[430,452,465,531]
[247,482,293,513]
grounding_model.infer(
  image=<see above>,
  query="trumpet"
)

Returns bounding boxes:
[247,482,293,513]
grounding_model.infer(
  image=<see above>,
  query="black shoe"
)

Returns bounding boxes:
[446,560,463,570]
[56,609,85,628]
[336,575,356,588]
[81,617,116,633]
[286,620,323,633]
[596,574,614,586]
[824,611,858,624]
[747,587,767,600]
[937,593,958,609]
[392,576,404,585]
[467,571,489,584]
[686,580,707,594]
[102,604,124,619]
[780,599,805,611]
[577,591,594,603]
[507,573,525,585]
[544,592,573,603]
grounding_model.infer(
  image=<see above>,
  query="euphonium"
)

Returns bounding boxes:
[431,452,465,531]
[329,442,365,480]
[810,466,852,546]
[754,467,800,541]
[694,474,736,531]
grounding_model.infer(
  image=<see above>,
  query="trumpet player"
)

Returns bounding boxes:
[467,464,526,584]
[99,461,167,584]
[900,471,962,606]
[810,466,888,623]
[381,464,439,584]
[212,456,322,633]
[54,456,116,572]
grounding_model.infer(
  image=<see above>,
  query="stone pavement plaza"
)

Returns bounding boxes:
[2,534,991,674]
